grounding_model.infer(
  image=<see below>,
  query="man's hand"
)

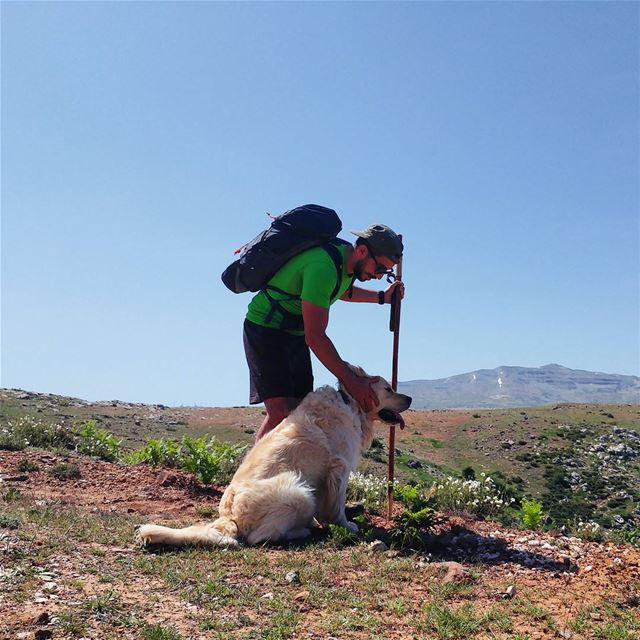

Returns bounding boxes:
[342,371,380,413]
[383,280,405,303]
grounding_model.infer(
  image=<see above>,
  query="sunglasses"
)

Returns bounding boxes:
[366,244,397,280]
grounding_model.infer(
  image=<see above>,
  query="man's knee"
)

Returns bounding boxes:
[266,397,300,418]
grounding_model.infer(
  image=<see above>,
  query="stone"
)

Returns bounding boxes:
[344,502,365,519]
[504,585,516,599]
[367,540,388,553]
[0,474,29,482]
[285,571,301,584]
[32,612,50,626]
[432,561,469,584]
[156,471,180,487]
[294,590,310,601]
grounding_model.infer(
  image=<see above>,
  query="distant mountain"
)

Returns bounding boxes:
[398,364,640,409]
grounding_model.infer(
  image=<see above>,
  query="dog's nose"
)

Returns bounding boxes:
[404,395,412,408]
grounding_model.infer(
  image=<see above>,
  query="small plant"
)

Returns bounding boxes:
[195,505,217,518]
[347,472,395,513]
[141,623,184,640]
[76,421,121,462]
[16,459,39,472]
[363,437,387,463]
[571,519,605,542]
[3,488,22,503]
[609,527,639,548]
[390,506,442,550]
[428,473,514,517]
[49,462,81,480]
[519,498,546,530]
[83,589,122,620]
[327,523,359,546]
[0,512,21,529]
[395,483,429,511]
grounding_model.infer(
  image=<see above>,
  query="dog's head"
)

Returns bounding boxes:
[343,365,412,429]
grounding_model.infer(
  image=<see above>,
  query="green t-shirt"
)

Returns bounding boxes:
[246,244,354,335]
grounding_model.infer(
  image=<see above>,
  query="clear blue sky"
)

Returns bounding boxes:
[2,1,638,406]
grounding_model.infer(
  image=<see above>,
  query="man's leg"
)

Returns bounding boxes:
[243,319,312,439]
[255,396,301,440]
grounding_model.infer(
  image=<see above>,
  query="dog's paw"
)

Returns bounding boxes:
[136,524,155,547]
[345,521,359,534]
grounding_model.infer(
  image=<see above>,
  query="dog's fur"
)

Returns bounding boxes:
[137,366,411,548]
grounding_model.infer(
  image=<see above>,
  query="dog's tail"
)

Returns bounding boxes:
[136,471,315,548]
[233,471,315,545]
[137,516,240,548]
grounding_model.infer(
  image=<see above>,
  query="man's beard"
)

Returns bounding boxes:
[353,259,371,281]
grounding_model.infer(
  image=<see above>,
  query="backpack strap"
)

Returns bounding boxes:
[322,240,348,302]
[261,239,353,330]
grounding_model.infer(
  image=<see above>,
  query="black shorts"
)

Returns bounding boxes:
[243,319,314,404]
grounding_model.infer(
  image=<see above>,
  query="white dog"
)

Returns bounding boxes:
[137,366,411,547]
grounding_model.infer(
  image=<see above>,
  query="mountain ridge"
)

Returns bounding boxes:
[398,364,640,409]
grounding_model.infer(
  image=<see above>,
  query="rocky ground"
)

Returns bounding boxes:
[1,447,639,640]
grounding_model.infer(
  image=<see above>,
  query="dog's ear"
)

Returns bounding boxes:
[346,363,368,378]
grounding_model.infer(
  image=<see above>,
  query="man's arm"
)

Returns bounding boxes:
[340,280,405,303]
[301,300,379,412]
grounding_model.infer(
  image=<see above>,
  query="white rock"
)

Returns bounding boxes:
[368,540,388,553]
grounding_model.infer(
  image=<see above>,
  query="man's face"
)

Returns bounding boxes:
[353,245,396,282]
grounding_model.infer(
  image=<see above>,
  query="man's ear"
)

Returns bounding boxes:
[355,243,368,259]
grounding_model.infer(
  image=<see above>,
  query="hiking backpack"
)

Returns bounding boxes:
[221,204,348,294]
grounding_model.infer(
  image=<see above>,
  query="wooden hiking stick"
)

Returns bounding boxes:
[387,236,403,520]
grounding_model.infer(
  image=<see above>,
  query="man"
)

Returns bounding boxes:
[243,223,405,440]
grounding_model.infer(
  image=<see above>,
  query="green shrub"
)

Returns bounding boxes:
[519,499,546,530]
[462,466,476,480]
[49,463,81,480]
[390,506,442,550]
[123,435,245,485]
[16,459,39,473]
[76,421,122,462]
[609,528,639,548]
[179,436,246,485]
[0,416,74,451]
[123,438,181,467]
